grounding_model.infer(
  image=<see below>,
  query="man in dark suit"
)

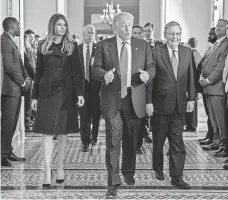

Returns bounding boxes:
[135,22,165,154]
[91,12,155,198]
[151,21,195,189]
[199,19,228,157]
[197,27,217,146]
[1,17,31,166]
[185,37,202,131]
[78,25,101,152]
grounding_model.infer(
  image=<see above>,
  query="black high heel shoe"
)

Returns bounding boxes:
[43,170,52,187]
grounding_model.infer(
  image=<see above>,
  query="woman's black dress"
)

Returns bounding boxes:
[31,42,83,135]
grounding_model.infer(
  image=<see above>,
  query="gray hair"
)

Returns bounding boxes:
[112,12,134,29]
[164,21,182,34]
[217,19,228,26]
[83,24,95,33]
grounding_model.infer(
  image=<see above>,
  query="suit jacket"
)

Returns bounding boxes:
[91,36,155,119]
[1,32,29,97]
[192,49,202,69]
[24,48,37,80]
[201,37,228,96]
[151,44,195,115]
[78,43,101,103]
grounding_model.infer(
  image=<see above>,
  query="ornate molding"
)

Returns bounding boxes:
[8,0,13,16]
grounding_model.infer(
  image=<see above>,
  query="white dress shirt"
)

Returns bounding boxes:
[116,35,132,87]
[83,42,93,79]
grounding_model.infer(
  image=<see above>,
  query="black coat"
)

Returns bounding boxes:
[31,41,84,135]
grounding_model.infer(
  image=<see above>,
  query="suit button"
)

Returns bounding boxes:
[59,77,62,80]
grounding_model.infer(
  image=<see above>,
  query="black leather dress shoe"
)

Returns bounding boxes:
[81,145,89,152]
[106,185,118,198]
[155,171,165,180]
[214,151,228,157]
[91,140,97,146]
[223,159,228,164]
[8,153,26,161]
[202,143,219,150]
[136,148,143,154]
[223,164,228,170]
[198,137,208,142]
[214,147,225,154]
[1,158,12,167]
[200,139,213,146]
[171,176,190,189]
[144,135,152,143]
[124,176,135,185]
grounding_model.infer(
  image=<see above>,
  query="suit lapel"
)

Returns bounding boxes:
[108,37,120,79]
[177,45,186,80]
[161,45,176,80]
[131,37,138,74]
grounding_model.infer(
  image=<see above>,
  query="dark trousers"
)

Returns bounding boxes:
[105,90,140,186]
[185,100,198,130]
[79,81,101,145]
[202,93,214,140]
[152,108,186,177]
[205,95,227,146]
[1,95,21,158]
[137,117,149,149]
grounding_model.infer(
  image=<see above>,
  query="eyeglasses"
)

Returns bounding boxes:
[166,32,182,36]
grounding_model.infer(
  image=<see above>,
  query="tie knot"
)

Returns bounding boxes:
[87,46,90,49]
[122,41,128,45]
[172,49,177,54]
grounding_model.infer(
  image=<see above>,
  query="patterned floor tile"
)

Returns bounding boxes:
[1,189,228,200]
[3,137,225,170]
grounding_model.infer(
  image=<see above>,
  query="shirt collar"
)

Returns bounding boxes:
[4,31,14,41]
[216,36,227,44]
[167,44,178,53]
[83,42,93,48]
[116,34,131,45]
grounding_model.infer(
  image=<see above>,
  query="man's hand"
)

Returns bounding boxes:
[186,101,195,112]
[139,69,149,84]
[22,79,31,91]
[104,68,115,84]
[31,99,38,111]
[225,80,228,93]
[146,103,154,116]
[77,96,85,107]
[199,77,210,87]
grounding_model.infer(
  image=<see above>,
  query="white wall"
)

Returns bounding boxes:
[24,0,56,36]
[166,0,212,55]
[224,0,228,20]
[68,0,84,43]
[1,0,8,33]
[139,0,163,40]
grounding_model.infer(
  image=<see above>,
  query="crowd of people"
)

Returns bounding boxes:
[1,12,228,199]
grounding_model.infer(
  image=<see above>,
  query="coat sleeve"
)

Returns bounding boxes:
[145,42,156,83]
[1,37,25,86]
[207,43,228,84]
[90,41,107,84]
[187,50,196,101]
[71,42,84,97]
[31,44,44,99]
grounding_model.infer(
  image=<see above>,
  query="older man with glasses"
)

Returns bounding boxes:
[150,21,195,189]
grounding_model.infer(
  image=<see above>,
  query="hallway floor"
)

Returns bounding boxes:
[1,97,228,199]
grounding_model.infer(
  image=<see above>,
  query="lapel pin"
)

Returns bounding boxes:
[136,48,138,50]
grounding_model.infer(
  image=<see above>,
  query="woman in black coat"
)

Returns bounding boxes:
[31,13,84,187]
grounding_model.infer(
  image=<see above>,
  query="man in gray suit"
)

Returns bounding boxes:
[1,17,31,166]
[200,19,228,157]
[91,12,155,198]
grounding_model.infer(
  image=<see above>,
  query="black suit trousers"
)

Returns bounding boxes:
[79,81,101,145]
[1,95,21,157]
[105,89,140,186]
[202,93,214,140]
[137,117,149,149]
[152,106,186,177]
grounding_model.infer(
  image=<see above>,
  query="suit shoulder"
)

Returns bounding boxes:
[179,45,192,54]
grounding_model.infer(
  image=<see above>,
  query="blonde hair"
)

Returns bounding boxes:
[112,12,134,30]
[41,13,74,56]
